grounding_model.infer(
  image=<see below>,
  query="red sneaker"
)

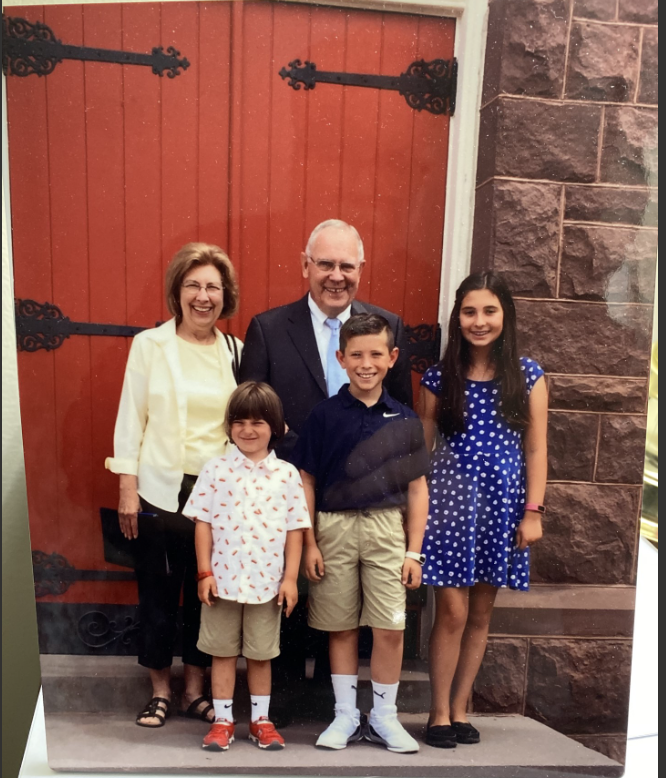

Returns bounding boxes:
[248,717,285,750]
[202,719,235,751]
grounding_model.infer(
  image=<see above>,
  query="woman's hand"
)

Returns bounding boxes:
[402,558,422,589]
[515,512,543,550]
[198,576,218,606]
[304,544,325,582]
[118,475,141,539]
[277,578,298,617]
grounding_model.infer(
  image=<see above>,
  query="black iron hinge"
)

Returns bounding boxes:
[280,57,457,116]
[2,15,190,77]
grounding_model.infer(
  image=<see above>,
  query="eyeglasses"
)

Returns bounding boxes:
[306,256,363,275]
[181,281,223,295]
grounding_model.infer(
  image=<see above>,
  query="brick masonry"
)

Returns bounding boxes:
[470,0,657,764]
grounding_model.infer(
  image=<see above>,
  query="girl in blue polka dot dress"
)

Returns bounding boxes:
[418,272,548,749]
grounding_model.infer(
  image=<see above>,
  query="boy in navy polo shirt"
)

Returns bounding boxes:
[293,313,430,753]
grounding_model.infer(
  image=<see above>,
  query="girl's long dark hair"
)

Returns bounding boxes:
[437,272,530,437]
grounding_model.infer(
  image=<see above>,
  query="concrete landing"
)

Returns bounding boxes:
[44,712,623,777]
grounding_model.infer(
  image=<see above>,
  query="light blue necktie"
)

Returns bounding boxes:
[325,318,347,397]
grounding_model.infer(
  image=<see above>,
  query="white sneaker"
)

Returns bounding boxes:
[315,705,364,750]
[365,706,419,753]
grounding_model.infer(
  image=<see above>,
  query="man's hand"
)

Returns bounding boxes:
[198,576,218,606]
[402,558,422,589]
[304,544,325,582]
[515,513,543,550]
[277,578,298,617]
[118,485,141,540]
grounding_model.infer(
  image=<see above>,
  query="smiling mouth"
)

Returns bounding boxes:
[324,286,348,294]
[192,305,213,313]
[357,372,377,379]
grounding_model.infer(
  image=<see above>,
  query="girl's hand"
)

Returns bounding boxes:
[402,558,422,589]
[515,512,543,550]
[277,579,298,617]
[198,576,218,606]
[304,544,325,582]
[118,482,141,540]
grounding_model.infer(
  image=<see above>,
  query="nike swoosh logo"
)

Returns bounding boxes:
[251,702,258,706]
[383,412,400,418]
[225,704,232,708]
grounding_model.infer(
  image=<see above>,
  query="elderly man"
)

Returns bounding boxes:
[239,219,413,461]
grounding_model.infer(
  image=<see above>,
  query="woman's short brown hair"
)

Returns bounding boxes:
[165,242,239,321]
[224,382,285,450]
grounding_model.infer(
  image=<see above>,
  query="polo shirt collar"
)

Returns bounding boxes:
[228,444,281,472]
[307,294,352,325]
[337,384,399,412]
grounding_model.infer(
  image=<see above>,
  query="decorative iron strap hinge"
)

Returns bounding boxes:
[32,551,135,599]
[15,299,149,352]
[2,15,190,77]
[279,57,457,116]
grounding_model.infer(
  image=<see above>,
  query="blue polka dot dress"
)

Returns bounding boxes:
[421,357,544,591]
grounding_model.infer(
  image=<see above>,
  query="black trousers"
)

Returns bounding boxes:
[135,476,212,671]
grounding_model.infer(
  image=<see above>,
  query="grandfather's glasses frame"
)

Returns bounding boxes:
[306,255,364,275]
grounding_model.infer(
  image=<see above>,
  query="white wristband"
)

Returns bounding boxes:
[405,551,426,565]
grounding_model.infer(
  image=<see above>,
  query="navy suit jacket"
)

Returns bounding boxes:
[239,295,413,461]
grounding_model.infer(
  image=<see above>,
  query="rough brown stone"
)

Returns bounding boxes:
[472,180,560,297]
[566,22,640,103]
[525,639,632,734]
[618,0,658,24]
[548,412,599,481]
[572,735,627,765]
[493,98,603,182]
[565,185,658,227]
[601,107,659,186]
[482,0,569,102]
[573,0,616,21]
[515,300,653,376]
[472,638,528,714]
[638,28,658,105]
[559,225,658,303]
[531,483,639,584]
[548,375,648,413]
[596,414,647,483]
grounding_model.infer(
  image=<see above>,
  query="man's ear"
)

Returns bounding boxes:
[388,347,399,368]
[300,252,309,279]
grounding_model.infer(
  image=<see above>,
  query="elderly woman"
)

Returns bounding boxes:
[105,243,242,727]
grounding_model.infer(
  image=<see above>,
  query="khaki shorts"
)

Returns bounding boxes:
[197,596,281,661]
[308,508,407,632]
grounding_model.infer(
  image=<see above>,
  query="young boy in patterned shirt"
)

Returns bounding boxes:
[184,381,311,752]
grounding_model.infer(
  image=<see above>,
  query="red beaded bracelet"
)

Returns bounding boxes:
[196,571,214,581]
[525,503,546,514]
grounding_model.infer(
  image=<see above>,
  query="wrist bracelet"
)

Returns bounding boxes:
[196,571,214,581]
[405,551,426,565]
[525,503,546,514]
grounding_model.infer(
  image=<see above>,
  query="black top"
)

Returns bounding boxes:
[292,385,430,512]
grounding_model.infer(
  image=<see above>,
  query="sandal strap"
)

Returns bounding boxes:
[185,695,214,718]
[138,697,170,720]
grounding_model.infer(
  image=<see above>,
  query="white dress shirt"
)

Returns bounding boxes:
[308,294,352,380]
[183,446,311,604]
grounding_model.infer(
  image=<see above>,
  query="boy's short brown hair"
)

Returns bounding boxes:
[224,381,285,449]
[339,313,395,353]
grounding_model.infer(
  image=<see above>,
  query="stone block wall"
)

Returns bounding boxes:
[470,0,657,764]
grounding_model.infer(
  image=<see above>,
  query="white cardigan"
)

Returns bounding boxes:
[105,318,243,512]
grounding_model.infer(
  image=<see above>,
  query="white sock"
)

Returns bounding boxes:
[331,674,359,710]
[371,680,399,712]
[213,698,234,722]
[250,694,271,722]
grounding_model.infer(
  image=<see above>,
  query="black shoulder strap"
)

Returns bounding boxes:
[223,331,240,383]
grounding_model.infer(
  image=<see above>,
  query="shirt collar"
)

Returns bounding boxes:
[307,294,352,325]
[337,383,397,411]
[228,444,281,472]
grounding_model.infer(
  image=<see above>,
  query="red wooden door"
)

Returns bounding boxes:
[6,1,454,643]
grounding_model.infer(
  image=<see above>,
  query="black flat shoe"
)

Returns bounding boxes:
[452,721,480,744]
[425,723,458,749]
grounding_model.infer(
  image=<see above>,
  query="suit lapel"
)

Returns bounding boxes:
[286,296,327,396]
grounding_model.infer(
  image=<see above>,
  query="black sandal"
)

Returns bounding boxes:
[452,721,481,744]
[177,695,215,722]
[136,697,171,728]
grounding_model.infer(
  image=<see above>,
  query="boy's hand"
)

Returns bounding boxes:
[304,544,325,582]
[277,578,298,617]
[402,558,422,589]
[198,576,218,606]
[515,512,543,550]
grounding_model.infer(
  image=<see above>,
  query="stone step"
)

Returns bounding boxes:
[43,710,623,776]
[40,654,430,717]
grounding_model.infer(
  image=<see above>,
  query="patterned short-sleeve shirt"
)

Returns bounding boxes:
[183,445,311,604]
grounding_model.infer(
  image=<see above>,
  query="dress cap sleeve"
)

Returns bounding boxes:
[520,357,545,394]
[420,364,444,396]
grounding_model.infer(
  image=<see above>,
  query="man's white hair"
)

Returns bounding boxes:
[305,219,365,264]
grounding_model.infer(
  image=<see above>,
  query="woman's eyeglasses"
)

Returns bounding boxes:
[182,281,223,295]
